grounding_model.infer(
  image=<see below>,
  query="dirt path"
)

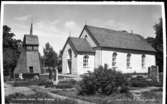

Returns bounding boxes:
[30,86,95,104]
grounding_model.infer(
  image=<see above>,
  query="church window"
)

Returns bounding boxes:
[127,53,131,68]
[112,52,117,67]
[142,54,146,68]
[83,55,89,68]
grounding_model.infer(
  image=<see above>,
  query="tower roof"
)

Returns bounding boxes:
[23,23,39,45]
[23,35,39,45]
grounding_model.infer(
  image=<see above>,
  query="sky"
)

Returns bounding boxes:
[3,4,162,55]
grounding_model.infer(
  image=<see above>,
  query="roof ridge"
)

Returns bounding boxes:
[85,24,117,32]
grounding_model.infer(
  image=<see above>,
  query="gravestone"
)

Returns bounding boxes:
[48,67,59,85]
[148,65,159,82]
[53,67,59,85]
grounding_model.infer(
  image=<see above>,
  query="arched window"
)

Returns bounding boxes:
[83,55,89,68]
[127,53,131,68]
[112,52,117,67]
[142,54,145,68]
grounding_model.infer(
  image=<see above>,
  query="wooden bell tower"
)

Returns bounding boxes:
[14,23,41,75]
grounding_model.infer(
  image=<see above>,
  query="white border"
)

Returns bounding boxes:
[162,3,166,104]
[1,1,166,104]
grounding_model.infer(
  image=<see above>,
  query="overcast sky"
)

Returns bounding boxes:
[3,4,162,55]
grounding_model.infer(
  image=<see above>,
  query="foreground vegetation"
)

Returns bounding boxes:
[5,65,163,104]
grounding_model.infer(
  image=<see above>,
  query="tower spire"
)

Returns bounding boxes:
[30,23,33,35]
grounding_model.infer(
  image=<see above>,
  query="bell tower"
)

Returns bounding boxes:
[14,23,41,75]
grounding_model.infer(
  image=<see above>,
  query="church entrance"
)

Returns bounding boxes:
[67,49,72,74]
[68,59,72,74]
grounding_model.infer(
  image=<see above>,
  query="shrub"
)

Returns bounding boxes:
[56,79,77,89]
[77,65,129,95]
[129,76,163,87]
[38,79,53,88]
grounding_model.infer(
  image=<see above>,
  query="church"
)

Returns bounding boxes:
[62,25,156,75]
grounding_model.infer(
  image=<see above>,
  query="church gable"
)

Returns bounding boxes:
[62,37,95,55]
[79,27,97,47]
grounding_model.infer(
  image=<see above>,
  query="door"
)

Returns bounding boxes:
[68,59,72,74]
[29,66,34,73]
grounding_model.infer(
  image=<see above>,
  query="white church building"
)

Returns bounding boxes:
[62,25,156,75]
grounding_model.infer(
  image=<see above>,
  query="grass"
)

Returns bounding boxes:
[6,92,53,99]
[12,80,43,86]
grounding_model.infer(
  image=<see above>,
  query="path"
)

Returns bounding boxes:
[30,86,95,104]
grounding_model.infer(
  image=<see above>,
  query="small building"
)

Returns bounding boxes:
[62,25,156,75]
[14,24,41,75]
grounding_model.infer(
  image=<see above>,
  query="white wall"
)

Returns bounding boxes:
[101,50,156,73]
[77,54,95,74]
[62,43,78,74]
[94,49,102,68]
[80,30,97,47]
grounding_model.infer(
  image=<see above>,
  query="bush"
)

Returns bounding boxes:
[38,79,53,88]
[129,76,163,87]
[77,66,129,95]
[56,79,77,89]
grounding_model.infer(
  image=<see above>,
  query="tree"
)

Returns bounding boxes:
[43,42,58,68]
[43,42,58,80]
[154,18,163,72]
[146,18,163,72]
[57,50,62,73]
[3,25,22,77]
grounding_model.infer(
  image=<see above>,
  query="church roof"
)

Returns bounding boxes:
[64,37,95,54]
[23,35,39,45]
[83,25,156,52]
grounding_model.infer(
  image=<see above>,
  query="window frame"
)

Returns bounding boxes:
[83,55,89,68]
[142,54,146,69]
[127,53,131,69]
[112,52,117,67]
